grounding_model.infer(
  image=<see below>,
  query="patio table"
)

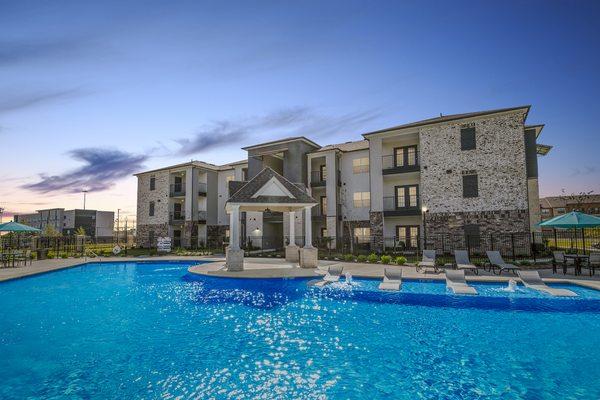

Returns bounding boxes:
[564,254,590,276]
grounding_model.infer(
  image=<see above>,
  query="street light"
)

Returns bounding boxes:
[421,206,429,251]
[82,190,89,210]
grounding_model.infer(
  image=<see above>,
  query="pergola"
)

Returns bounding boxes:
[224,168,318,271]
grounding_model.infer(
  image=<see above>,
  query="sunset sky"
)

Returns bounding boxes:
[1,0,599,224]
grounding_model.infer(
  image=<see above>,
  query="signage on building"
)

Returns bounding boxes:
[157,237,172,252]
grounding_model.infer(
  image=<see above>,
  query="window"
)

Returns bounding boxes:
[460,127,476,150]
[225,229,230,238]
[150,176,156,191]
[149,201,155,216]
[555,208,566,214]
[353,192,370,208]
[321,227,328,237]
[541,208,550,215]
[319,165,327,181]
[320,196,327,215]
[148,230,155,246]
[462,174,478,198]
[394,146,418,167]
[354,227,370,243]
[464,224,481,247]
[396,226,419,249]
[352,157,369,174]
[395,185,419,208]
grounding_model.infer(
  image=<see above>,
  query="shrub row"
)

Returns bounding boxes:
[341,253,407,265]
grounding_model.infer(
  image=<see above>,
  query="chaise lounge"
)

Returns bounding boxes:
[517,270,577,297]
[416,250,440,273]
[486,251,520,275]
[453,250,479,275]
[445,269,478,295]
[310,265,344,287]
[378,268,402,291]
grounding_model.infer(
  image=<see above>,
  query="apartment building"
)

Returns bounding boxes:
[135,105,551,251]
[14,208,115,239]
[540,195,600,221]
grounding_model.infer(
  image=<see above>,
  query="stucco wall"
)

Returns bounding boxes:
[340,149,370,221]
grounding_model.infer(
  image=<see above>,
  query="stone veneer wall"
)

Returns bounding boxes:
[426,209,529,237]
[137,223,169,248]
[183,221,198,248]
[369,211,384,252]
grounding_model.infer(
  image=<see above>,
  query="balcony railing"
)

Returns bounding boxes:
[383,196,420,216]
[197,182,207,196]
[169,212,185,223]
[310,170,341,187]
[382,155,420,175]
[312,204,342,219]
[170,183,186,197]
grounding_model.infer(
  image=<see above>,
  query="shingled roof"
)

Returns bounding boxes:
[227,167,317,205]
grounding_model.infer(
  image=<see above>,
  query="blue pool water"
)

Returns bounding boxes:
[1,261,600,399]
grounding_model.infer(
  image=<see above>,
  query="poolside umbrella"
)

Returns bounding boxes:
[0,221,41,233]
[539,211,600,253]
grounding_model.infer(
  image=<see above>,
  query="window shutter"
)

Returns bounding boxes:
[462,174,478,198]
[460,127,476,150]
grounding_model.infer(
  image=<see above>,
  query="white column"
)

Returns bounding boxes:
[304,205,313,248]
[229,205,240,250]
[289,211,296,246]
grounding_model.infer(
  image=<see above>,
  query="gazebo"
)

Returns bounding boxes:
[224,167,318,271]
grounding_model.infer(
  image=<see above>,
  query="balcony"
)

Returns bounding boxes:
[312,204,342,220]
[382,155,420,175]
[197,210,207,223]
[169,212,185,224]
[383,196,421,217]
[197,182,207,196]
[170,183,186,197]
[310,170,341,187]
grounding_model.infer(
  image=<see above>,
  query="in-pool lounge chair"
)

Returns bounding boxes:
[416,250,439,273]
[517,270,577,297]
[311,265,344,287]
[485,251,520,275]
[453,250,479,275]
[445,269,478,295]
[378,268,402,291]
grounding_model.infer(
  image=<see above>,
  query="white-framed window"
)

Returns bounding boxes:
[354,227,370,243]
[353,192,370,208]
[352,157,369,174]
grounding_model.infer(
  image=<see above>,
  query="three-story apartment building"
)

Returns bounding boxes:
[135,106,551,251]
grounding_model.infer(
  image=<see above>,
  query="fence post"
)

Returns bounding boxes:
[531,232,536,263]
[466,235,471,257]
[511,233,516,261]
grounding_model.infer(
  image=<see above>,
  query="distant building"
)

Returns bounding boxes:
[14,208,115,239]
[540,195,600,221]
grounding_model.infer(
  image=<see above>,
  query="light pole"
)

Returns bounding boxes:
[116,209,121,245]
[421,206,429,251]
[82,190,88,210]
[0,207,4,224]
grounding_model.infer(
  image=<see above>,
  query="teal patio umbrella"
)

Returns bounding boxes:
[0,221,41,233]
[539,211,600,253]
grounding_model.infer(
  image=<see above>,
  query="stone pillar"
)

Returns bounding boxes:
[226,205,244,271]
[285,210,299,262]
[369,211,384,253]
[325,151,337,249]
[300,205,318,268]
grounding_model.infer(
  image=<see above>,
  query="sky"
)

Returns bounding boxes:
[1,0,599,224]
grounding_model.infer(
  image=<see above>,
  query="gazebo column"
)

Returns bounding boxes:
[300,205,318,268]
[285,211,299,263]
[226,205,244,271]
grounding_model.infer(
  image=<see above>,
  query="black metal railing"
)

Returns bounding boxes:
[310,170,341,187]
[382,155,420,174]
[169,212,185,223]
[383,196,420,216]
[169,183,186,197]
[197,182,207,196]
[312,204,342,219]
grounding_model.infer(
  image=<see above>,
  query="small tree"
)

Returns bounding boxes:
[562,189,594,212]
[75,227,87,236]
[43,225,61,237]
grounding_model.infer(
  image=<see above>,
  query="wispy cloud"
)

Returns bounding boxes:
[22,148,147,194]
[176,107,381,155]
[0,88,87,114]
[0,38,88,66]
[570,165,598,177]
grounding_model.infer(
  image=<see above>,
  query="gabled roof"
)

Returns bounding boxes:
[362,105,531,137]
[227,167,316,205]
[242,136,321,151]
[540,195,600,208]
[312,140,369,153]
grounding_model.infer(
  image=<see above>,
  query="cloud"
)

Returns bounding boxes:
[22,148,147,194]
[0,88,87,114]
[0,38,87,66]
[176,107,380,155]
[570,165,598,177]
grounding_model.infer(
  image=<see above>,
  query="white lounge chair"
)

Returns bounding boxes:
[454,250,478,275]
[486,251,520,275]
[445,269,478,295]
[517,270,577,297]
[416,250,439,273]
[310,265,344,287]
[378,268,402,291]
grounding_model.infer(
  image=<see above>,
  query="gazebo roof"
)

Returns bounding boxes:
[226,167,316,211]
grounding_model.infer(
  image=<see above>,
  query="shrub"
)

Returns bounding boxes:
[381,255,392,264]
[344,254,355,262]
[367,253,379,263]
[357,255,367,263]
[520,260,532,266]
[395,256,407,265]
[60,252,68,259]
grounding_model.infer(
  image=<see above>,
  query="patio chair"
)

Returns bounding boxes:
[453,250,479,275]
[378,268,402,291]
[14,250,32,266]
[517,270,577,297]
[445,269,477,295]
[416,250,440,273]
[586,253,600,276]
[485,251,520,275]
[552,251,575,275]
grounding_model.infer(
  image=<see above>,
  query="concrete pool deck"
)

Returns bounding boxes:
[2,255,600,291]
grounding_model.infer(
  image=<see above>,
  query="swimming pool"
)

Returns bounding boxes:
[1,261,599,399]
